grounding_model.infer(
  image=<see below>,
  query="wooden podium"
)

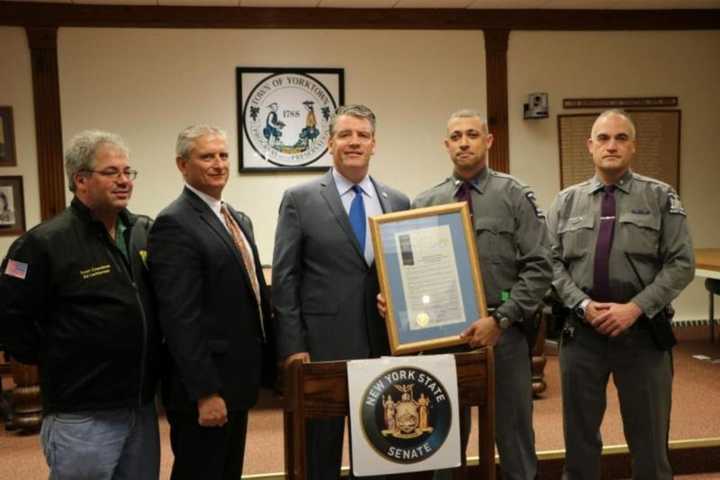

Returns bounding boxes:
[283,349,496,480]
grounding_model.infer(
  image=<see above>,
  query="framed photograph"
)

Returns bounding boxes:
[0,106,17,167]
[0,176,26,236]
[369,203,488,355]
[236,67,345,172]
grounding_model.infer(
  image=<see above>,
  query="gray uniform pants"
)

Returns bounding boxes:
[437,326,537,480]
[560,323,673,480]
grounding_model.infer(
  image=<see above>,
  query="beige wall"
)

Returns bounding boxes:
[508,30,720,320]
[57,27,486,263]
[0,27,39,257]
[2,26,718,321]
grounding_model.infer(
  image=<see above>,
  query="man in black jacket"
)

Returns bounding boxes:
[0,130,161,480]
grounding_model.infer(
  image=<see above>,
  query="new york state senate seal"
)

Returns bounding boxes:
[360,366,452,464]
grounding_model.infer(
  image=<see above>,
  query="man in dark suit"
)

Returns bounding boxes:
[148,125,271,480]
[272,104,410,480]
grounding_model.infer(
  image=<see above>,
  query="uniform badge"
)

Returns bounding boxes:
[668,192,687,216]
[360,366,452,464]
[525,191,545,219]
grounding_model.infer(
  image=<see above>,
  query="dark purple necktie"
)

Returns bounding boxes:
[593,185,616,301]
[455,181,474,218]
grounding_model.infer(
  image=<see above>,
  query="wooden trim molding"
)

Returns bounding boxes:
[484,29,510,174]
[26,27,66,221]
[1,4,719,30]
[5,5,718,222]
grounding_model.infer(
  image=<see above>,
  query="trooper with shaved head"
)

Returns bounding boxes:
[408,109,552,479]
[0,130,161,479]
[547,109,694,479]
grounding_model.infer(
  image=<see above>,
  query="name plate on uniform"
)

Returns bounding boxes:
[347,355,461,476]
[369,203,488,355]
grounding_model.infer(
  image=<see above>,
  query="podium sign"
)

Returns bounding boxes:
[347,355,461,476]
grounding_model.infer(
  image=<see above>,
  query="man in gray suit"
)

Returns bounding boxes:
[272,104,410,480]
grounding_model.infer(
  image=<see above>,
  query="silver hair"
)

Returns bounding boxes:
[329,104,376,137]
[447,109,489,134]
[64,130,129,193]
[592,109,637,140]
[176,125,227,159]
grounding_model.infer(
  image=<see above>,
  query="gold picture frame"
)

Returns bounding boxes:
[369,202,488,355]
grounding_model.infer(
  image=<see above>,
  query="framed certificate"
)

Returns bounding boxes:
[369,203,488,355]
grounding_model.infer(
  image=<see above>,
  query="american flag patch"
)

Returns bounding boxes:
[4,259,29,280]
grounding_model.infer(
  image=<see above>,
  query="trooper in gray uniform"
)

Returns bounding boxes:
[546,109,694,480]
[414,109,552,480]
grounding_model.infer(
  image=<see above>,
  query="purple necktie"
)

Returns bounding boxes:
[455,181,474,218]
[593,185,616,301]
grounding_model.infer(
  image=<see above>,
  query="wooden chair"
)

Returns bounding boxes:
[283,349,496,480]
[706,278,720,342]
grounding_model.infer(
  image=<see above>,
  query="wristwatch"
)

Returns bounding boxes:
[575,299,591,320]
[492,311,513,330]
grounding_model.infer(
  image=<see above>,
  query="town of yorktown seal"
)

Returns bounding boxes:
[242,72,337,168]
[360,366,452,464]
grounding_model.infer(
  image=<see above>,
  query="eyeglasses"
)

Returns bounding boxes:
[83,169,138,181]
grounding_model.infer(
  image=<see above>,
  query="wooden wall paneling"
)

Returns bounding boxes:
[484,29,510,174]
[1,4,719,30]
[26,27,65,221]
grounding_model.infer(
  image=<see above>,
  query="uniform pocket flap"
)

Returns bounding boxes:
[474,217,514,234]
[558,215,594,234]
[619,212,660,231]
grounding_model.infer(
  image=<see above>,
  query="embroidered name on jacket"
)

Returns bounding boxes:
[80,264,111,279]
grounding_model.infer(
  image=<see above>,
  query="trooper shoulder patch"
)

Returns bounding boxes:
[525,191,545,219]
[668,192,687,216]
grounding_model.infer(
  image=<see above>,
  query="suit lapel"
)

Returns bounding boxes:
[319,171,366,262]
[371,177,393,214]
[183,188,258,300]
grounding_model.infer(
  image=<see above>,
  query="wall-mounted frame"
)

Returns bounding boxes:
[236,67,344,172]
[369,203,488,355]
[0,106,17,167]
[0,176,26,236]
[558,109,681,192]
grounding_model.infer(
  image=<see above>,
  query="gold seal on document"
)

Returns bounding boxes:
[416,312,430,327]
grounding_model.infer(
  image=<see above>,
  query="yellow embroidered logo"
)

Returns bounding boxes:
[138,250,148,268]
[80,264,111,279]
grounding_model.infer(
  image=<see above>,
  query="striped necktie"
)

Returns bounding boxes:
[221,205,261,309]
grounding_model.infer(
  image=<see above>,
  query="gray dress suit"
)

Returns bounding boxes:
[272,170,409,480]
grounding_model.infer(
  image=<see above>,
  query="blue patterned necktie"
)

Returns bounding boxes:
[349,185,366,253]
[593,185,616,301]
